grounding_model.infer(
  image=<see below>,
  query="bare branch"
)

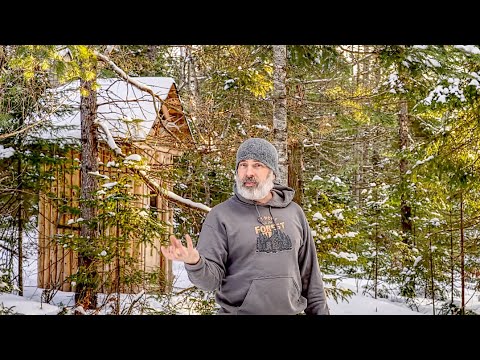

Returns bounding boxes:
[138,170,211,212]
[94,51,185,145]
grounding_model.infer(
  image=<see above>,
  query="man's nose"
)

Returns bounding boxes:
[245,165,256,177]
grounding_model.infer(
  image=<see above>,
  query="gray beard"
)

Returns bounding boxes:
[235,171,275,201]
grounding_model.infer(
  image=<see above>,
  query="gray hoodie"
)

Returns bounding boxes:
[184,182,330,315]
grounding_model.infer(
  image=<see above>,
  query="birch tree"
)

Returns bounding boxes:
[272,45,288,185]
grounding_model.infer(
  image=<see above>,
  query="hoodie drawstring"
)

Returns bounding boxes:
[255,203,279,230]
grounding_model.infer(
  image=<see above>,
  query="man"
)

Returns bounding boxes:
[161,138,330,315]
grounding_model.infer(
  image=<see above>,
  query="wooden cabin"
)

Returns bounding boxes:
[37,77,194,294]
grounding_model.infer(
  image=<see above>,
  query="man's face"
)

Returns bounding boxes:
[235,159,275,201]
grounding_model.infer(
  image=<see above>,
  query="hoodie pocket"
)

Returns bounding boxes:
[237,276,307,315]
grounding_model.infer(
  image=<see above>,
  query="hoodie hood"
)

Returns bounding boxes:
[233,182,295,208]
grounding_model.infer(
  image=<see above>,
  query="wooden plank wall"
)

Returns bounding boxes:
[37,144,174,294]
[143,148,174,292]
[37,150,80,292]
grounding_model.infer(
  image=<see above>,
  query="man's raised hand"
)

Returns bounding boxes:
[160,234,200,265]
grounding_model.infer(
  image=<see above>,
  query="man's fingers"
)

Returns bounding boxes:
[163,234,196,261]
[162,244,182,260]
[171,236,184,250]
[170,234,180,247]
[160,245,173,260]
[185,234,194,250]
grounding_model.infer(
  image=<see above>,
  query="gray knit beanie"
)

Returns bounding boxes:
[236,138,279,175]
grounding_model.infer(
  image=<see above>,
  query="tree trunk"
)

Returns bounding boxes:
[16,99,24,296]
[288,139,303,205]
[449,210,454,314]
[272,45,288,185]
[75,69,99,311]
[429,235,435,315]
[398,100,412,242]
[353,131,365,208]
[0,45,5,70]
[17,156,23,297]
[460,192,465,314]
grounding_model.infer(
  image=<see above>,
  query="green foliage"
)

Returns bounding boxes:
[187,289,218,315]
[144,286,217,315]
[99,45,179,78]
[171,149,234,239]
[196,45,274,99]
[437,301,478,315]
[0,267,14,293]
[288,45,349,75]
[0,46,82,295]
[0,303,18,315]
[303,171,365,301]
[9,45,78,84]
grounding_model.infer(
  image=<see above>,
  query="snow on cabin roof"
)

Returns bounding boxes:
[42,76,176,142]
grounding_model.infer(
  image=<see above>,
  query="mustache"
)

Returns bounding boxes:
[241,176,258,184]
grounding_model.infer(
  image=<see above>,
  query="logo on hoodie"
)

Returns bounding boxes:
[255,216,292,253]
